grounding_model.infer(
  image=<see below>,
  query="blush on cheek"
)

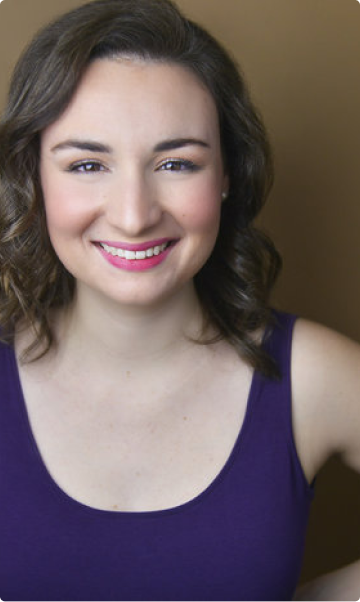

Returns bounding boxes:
[41,169,100,230]
[44,190,98,236]
[180,191,222,231]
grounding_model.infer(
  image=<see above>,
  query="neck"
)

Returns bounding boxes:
[56,281,207,371]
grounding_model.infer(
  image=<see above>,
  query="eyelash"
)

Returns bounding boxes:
[66,158,201,174]
[66,161,105,173]
[156,159,200,173]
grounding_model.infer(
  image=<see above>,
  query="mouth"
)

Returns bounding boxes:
[93,238,179,271]
[97,239,175,260]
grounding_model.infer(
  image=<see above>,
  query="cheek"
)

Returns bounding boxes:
[176,182,222,235]
[175,185,222,276]
[41,175,98,239]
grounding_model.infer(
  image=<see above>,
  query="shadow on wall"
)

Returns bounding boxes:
[300,458,360,583]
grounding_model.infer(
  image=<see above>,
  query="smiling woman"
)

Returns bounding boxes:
[0,1,360,602]
[0,0,278,375]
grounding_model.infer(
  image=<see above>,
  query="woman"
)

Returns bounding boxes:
[0,0,359,600]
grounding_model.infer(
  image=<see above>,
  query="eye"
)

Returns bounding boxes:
[157,159,200,173]
[67,161,106,173]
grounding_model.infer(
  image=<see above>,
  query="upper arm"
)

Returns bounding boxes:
[291,318,360,481]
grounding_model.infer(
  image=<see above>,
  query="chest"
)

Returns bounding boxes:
[17,349,252,512]
[1,340,311,602]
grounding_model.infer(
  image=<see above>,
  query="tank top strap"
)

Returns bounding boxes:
[0,337,15,391]
[264,309,298,380]
[241,309,313,499]
[259,309,299,426]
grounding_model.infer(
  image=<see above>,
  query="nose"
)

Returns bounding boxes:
[105,170,162,236]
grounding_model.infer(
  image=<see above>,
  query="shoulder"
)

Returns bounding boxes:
[290,317,360,480]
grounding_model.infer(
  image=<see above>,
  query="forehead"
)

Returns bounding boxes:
[41,58,220,147]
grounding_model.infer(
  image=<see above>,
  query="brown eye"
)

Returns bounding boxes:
[158,159,199,172]
[68,161,105,173]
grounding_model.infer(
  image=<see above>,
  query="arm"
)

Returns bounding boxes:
[293,559,360,601]
[291,319,360,601]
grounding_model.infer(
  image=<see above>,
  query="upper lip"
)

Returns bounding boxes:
[95,237,177,251]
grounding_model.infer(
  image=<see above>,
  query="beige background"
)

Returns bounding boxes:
[1,0,360,585]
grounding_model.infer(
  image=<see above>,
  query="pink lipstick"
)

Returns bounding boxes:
[95,238,178,272]
[98,238,172,251]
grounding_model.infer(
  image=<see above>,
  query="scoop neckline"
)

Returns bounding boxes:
[9,343,262,519]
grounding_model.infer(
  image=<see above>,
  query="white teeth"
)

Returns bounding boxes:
[125,250,136,260]
[135,251,146,260]
[101,242,168,260]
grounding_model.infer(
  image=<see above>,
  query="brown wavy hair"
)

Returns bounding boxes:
[0,0,281,376]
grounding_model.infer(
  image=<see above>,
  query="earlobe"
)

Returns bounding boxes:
[222,174,229,201]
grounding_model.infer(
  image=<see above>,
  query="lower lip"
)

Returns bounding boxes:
[96,242,177,272]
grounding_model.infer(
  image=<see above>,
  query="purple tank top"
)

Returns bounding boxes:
[0,311,313,601]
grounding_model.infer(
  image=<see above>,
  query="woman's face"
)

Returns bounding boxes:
[40,58,228,308]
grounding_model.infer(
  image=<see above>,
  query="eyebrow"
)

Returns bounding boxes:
[153,138,210,152]
[51,140,113,153]
[50,137,210,154]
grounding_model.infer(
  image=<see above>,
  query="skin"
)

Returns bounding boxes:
[20,57,360,599]
[40,58,228,313]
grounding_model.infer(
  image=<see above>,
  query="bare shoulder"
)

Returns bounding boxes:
[291,317,360,481]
